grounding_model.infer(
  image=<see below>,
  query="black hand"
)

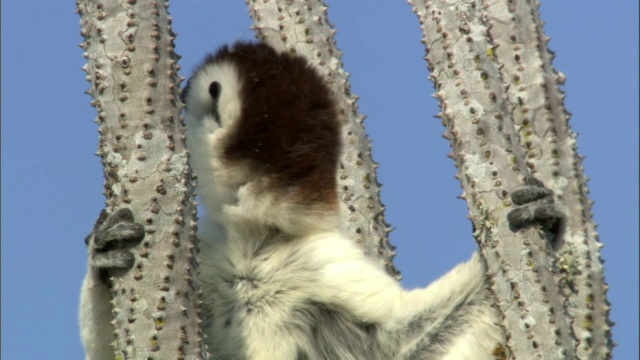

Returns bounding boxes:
[507,177,562,231]
[85,208,145,272]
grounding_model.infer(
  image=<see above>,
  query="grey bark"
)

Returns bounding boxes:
[484,1,613,358]
[409,0,612,358]
[77,0,206,358]
[78,0,612,358]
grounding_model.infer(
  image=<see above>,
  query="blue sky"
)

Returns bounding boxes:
[2,1,637,359]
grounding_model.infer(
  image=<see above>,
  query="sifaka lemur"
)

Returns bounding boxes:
[80,41,562,360]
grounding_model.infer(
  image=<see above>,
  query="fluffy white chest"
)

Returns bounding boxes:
[198,228,341,359]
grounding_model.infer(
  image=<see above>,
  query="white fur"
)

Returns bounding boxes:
[184,61,245,220]
[80,45,505,360]
[185,54,504,359]
[79,267,116,360]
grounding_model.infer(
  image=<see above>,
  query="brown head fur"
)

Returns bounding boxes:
[201,42,341,208]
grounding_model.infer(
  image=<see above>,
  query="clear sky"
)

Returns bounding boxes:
[2,1,637,359]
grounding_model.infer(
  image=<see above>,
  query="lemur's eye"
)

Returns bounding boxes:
[209,81,221,100]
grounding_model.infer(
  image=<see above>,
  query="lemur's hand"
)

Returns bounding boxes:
[507,177,563,232]
[85,208,145,277]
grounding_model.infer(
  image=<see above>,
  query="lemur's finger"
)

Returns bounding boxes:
[511,187,553,206]
[94,222,145,250]
[91,249,136,270]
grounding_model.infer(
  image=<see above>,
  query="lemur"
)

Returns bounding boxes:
[80,41,562,360]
